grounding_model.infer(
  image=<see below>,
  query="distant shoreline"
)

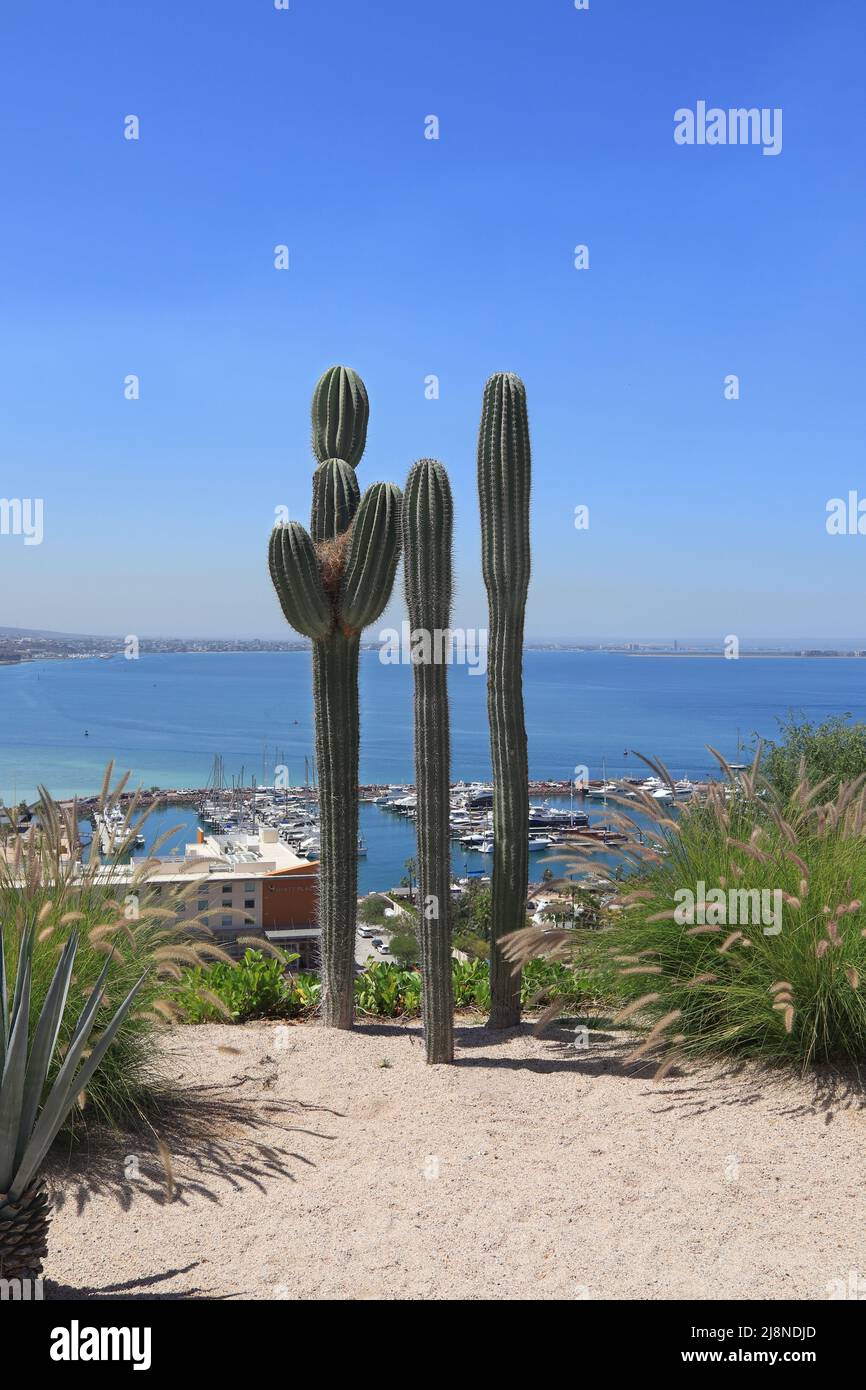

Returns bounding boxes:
[3,647,866,668]
[621,651,866,660]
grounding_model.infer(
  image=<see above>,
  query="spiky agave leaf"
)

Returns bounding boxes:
[1,923,147,1203]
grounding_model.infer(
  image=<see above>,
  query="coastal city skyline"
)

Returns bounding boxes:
[2,622,866,662]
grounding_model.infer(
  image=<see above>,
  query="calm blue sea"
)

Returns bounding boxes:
[4,650,864,892]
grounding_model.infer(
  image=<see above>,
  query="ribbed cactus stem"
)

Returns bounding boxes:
[311,459,361,543]
[403,459,454,1064]
[477,372,531,1030]
[314,632,361,1028]
[267,366,402,1030]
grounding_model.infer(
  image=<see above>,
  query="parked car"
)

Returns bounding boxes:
[377,943,391,955]
[358,926,377,938]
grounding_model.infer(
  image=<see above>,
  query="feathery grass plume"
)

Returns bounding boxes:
[613,993,661,1023]
[624,1009,682,1065]
[652,1050,685,1082]
[510,747,866,1068]
[0,767,217,1138]
[718,932,744,953]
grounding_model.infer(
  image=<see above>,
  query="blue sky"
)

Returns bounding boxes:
[1,0,864,642]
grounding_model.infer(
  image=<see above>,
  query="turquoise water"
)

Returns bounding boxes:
[3,649,865,804]
[125,797,624,896]
[6,650,866,892]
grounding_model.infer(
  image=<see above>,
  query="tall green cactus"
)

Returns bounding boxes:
[477,372,532,1029]
[269,366,402,1028]
[403,459,454,1064]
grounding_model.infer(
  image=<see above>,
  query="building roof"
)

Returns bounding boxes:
[177,827,316,880]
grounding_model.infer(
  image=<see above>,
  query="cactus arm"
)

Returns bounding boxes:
[313,632,361,1028]
[403,460,454,1062]
[311,459,361,543]
[312,366,369,468]
[341,482,403,632]
[477,373,532,1029]
[268,522,333,640]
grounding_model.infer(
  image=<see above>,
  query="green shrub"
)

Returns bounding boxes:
[452,958,490,1009]
[176,949,300,1022]
[453,932,489,961]
[358,894,392,925]
[354,962,422,1016]
[763,713,866,800]
[177,954,592,1024]
[388,932,419,967]
[452,882,492,942]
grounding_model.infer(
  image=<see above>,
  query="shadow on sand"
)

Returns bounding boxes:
[351,1014,866,1120]
[46,1078,344,1219]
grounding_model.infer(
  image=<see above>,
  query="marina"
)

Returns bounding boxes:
[62,771,692,898]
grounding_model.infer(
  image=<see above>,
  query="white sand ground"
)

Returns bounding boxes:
[45,1018,866,1301]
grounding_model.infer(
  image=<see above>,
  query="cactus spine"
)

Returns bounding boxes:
[269,367,402,1028]
[477,373,532,1029]
[403,459,454,1064]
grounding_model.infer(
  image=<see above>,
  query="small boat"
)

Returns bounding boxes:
[586,781,618,799]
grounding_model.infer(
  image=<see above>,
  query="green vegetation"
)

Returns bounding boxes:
[387,933,419,968]
[358,894,392,926]
[355,962,422,1016]
[268,366,402,1030]
[177,953,593,1024]
[508,757,866,1070]
[477,373,532,1028]
[452,881,538,960]
[452,880,492,945]
[0,905,147,1280]
[177,949,303,1022]
[762,713,866,799]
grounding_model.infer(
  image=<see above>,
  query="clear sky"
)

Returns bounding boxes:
[1,0,864,643]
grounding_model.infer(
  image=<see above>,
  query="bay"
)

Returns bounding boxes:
[3,650,863,892]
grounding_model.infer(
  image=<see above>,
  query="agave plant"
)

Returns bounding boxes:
[1,767,232,1134]
[0,924,146,1281]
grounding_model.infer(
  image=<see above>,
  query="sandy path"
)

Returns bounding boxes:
[45,1018,866,1300]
